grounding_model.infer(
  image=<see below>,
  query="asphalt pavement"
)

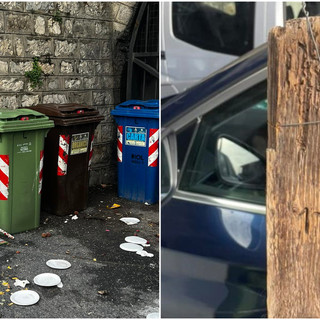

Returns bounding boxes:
[0,185,159,318]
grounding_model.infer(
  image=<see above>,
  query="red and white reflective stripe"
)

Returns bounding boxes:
[88,134,94,170]
[148,128,159,167]
[117,126,123,162]
[0,155,9,200]
[57,135,70,176]
[38,150,44,194]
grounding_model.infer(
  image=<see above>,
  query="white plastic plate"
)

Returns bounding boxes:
[147,312,159,318]
[33,273,61,287]
[120,242,143,252]
[10,290,40,306]
[125,236,147,245]
[46,259,71,270]
[120,217,140,225]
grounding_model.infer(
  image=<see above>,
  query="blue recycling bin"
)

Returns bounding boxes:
[111,100,159,204]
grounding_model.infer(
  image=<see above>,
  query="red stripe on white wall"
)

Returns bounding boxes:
[148,129,159,167]
[0,155,9,200]
[39,150,44,194]
[88,134,94,170]
[117,126,123,162]
[57,135,70,176]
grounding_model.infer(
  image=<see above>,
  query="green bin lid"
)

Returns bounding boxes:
[0,108,54,133]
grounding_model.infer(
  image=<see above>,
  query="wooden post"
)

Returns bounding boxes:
[268,17,320,317]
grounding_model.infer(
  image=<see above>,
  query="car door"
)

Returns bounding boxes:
[161,76,267,318]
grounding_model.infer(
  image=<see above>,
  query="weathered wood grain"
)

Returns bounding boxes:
[267,17,320,318]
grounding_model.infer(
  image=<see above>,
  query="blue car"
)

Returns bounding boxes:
[161,44,268,318]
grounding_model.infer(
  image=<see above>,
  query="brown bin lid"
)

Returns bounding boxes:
[31,103,100,118]
[28,103,104,126]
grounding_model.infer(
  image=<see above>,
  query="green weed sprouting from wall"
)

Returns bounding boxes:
[53,10,62,23]
[25,57,43,89]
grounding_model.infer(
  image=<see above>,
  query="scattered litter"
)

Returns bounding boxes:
[7,266,12,270]
[107,203,121,209]
[46,259,71,270]
[136,250,154,258]
[41,232,51,238]
[65,250,70,254]
[93,258,97,262]
[120,217,140,225]
[100,201,104,203]
[144,202,151,206]
[146,312,159,318]
[43,217,49,224]
[0,238,8,245]
[71,215,78,220]
[14,279,30,288]
[105,229,110,232]
[98,290,108,295]
[74,211,79,215]
[5,289,10,292]
[125,236,150,247]
[2,281,8,287]
[0,292,4,295]
[149,263,156,269]
[16,251,20,254]
[10,290,40,306]
[0,228,14,239]
[120,242,143,252]
[25,243,28,246]
[33,273,61,287]
[64,219,68,223]
[8,302,13,306]
[57,282,63,288]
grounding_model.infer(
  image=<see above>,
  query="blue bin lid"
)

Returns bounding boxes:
[111,100,159,119]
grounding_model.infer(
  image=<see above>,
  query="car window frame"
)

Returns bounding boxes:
[161,131,178,205]
[163,65,267,215]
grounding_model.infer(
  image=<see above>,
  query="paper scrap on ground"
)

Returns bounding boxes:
[57,282,63,288]
[120,217,140,225]
[136,250,154,258]
[0,228,14,239]
[107,203,121,209]
[14,279,30,288]
[71,215,78,220]
[0,238,8,245]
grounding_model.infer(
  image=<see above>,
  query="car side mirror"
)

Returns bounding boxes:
[216,135,265,190]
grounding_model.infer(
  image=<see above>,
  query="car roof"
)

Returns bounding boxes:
[162,43,268,127]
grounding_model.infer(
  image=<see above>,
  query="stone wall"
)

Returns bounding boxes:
[0,2,137,185]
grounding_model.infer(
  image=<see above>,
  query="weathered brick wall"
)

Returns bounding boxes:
[0,2,137,185]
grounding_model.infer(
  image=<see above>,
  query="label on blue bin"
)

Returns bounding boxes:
[125,127,146,147]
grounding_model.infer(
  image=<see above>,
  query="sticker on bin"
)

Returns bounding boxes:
[0,155,9,200]
[117,126,123,162]
[148,129,159,167]
[125,127,146,147]
[70,132,89,155]
[57,135,70,176]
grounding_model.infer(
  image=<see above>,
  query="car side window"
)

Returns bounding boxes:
[172,2,254,56]
[180,81,267,205]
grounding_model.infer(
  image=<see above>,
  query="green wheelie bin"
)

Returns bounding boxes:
[0,109,54,234]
